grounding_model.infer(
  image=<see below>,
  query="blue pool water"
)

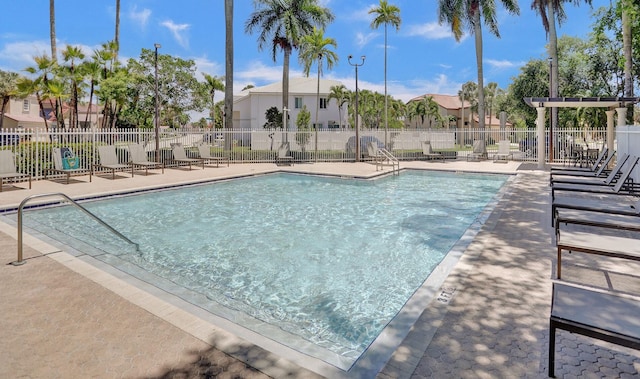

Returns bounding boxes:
[20,170,507,367]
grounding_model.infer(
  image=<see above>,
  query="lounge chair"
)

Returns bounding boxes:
[171,143,204,170]
[197,144,230,167]
[93,145,134,179]
[127,143,164,175]
[550,147,609,174]
[276,142,293,166]
[552,195,639,227]
[422,141,444,161]
[550,153,629,186]
[550,150,615,184]
[555,214,640,278]
[551,156,639,200]
[492,140,513,162]
[549,282,640,377]
[466,140,487,161]
[0,150,31,191]
[46,147,91,183]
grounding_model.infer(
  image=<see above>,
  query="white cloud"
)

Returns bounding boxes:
[129,6,151,28]
[405,22,454,40]
[486,59,523,69]
[161,20,190,49]
[355,32,378,48]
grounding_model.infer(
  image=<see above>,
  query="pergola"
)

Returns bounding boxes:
[524,97,640,169]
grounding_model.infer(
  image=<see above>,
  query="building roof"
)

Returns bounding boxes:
[236,77,345,99]
[3,114,46,123]
[408,94,471,110]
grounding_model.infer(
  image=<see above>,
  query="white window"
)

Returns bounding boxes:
[22,99,30,112]
[295,97,303,109]
[319,98,328,109]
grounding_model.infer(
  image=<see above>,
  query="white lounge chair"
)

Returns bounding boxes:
[422,141,444,161]
[172,143,204,170]
[93,145,133,179]
[197,144,230,167]
[47,147,91,183]
[276,142,293,166]
[0,150,31,191]
[492,140,512,162]
[127,143,164,175]
[467,140,487,161]
[551,153,629,186]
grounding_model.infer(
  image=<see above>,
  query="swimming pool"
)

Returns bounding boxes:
[18,170,508,372]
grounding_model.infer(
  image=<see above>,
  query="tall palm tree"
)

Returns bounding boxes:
[484,81,498,127]
[245,0,334,123]
[298,27,338,156]
[439,0,519,129]
[225,0,234,142]
[61,45,85,128]
[328,84,349,128]
[16,77,49,132]
[115,0,121,60]
[80,60,101,127]
[49,0,57,62]
[369,0,401,145]
[0,70,20,130]
[203,74,225,128]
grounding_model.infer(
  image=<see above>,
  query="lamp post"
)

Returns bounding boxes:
[154,43,161,163]
[348,54,365,162]
[548,57,553,163]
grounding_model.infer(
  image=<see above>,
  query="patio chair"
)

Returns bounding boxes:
[127,143,164,175]
[466,140,487,161]
[550,147,609,174]
[46,147,91,184]
[93,145,133,179]
[171,143,204,170]
[197,144,230,167]
[492,140,512,162]
[550,150,615,184]
[0,150,31,191]
[276,142,293,166]
[550,153,629,187]
[421,141,444,161]
[551,156,639,200]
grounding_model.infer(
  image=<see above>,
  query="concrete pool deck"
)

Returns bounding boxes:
[1,160,639,378]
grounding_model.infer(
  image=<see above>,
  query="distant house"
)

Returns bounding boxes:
[1,95,104,129]
[407,94,511,130]
[234,77,345,130]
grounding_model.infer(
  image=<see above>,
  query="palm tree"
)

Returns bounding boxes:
[438,0,519,129]
[245,0,334,124]
[114,0,121,60]
[80,60,101,127]
[16,77,49,132]
[369,0,401,145]
[328,84,349,128]
[203,74,225,128]
[621,0,636,123]
[49,0,57,62]
[484,81,498,127]
[25,54,65,128]
[61,45,85,128]
[298,27,338,156]
[0,70,20,130]
[424,96,441,128]
[225,0,234,148]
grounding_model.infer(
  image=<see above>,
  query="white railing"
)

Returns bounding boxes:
[0,127,611,179]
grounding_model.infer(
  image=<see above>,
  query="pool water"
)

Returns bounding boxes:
[20,171,507,368]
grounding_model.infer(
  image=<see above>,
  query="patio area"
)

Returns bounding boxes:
[1,160,639,378]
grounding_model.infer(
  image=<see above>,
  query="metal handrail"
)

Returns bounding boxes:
[378,148,400,175]
[12,193,139,265]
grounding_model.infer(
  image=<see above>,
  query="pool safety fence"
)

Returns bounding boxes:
[0,127,608,180]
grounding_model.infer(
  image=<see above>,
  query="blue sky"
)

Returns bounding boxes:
[1,0,610,103]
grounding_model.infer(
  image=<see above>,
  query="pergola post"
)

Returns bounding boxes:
[605,110,615,160]
[536,107,546,169]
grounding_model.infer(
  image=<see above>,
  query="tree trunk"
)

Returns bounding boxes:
[49,0,56,61]
[473,12,485,130]
[548,2,559,161]
[115,0,121,60]
[622,0,633,123]
[224,0,234,151]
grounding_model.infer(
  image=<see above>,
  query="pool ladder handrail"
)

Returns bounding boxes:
[376,148,400,175]
[12,192,139,266]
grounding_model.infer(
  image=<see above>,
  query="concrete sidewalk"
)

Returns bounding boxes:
[1,160,639,378]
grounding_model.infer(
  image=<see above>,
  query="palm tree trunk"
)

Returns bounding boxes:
[473,12,485,130]
[224,0,234,151]
[315,58,320,161]
[384,23,388,146]
[49,0,56,61]
[283,45,291,135]
[622,0,633,123]
[115,0,121,60]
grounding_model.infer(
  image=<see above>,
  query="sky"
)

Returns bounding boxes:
[0,0,612,104]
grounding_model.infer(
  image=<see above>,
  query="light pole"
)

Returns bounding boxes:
[548,57,554,162]
[154,43,161,163]
[348,54,365,162]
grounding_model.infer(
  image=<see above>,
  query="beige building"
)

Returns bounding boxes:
[407,94,511,130]
[1,95,104,130]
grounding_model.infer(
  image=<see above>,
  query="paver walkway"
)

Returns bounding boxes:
[1,161,639,378]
